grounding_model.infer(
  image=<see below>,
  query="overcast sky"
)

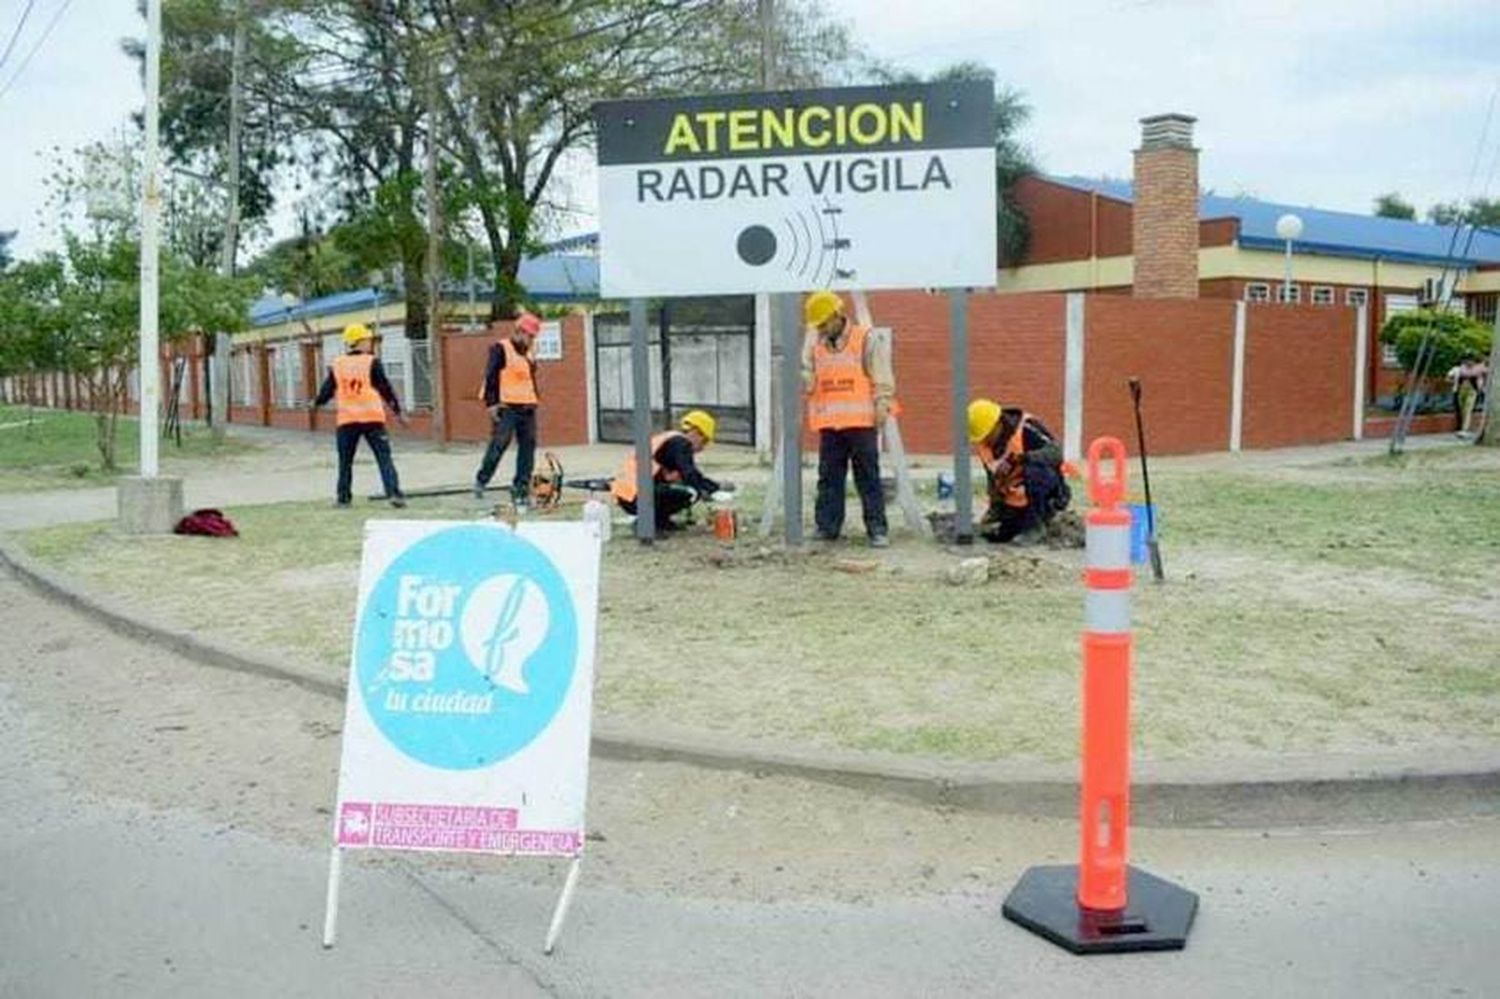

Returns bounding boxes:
[2,1,1497,260]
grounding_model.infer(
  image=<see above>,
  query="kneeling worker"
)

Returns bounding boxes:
[966,399,1070,543]
[610,410,723,531]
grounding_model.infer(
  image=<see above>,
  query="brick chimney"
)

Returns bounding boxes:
[1132,113,1199,298]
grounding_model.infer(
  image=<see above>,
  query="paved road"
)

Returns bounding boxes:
[2,569,1497,997]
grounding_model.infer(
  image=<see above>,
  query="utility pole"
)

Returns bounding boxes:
[140,0,163,478]
[212,0,246,440]
[424,49,446,444]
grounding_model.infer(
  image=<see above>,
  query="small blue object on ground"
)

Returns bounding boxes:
[1127,503,1159,565]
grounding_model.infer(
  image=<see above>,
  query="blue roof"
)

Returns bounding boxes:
[1050,175,1500,268]
[249,252,600,328]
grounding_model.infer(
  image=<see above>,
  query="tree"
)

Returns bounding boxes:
[868,60,1036,267]
[1428,198,1500,228]
[1379,309,1492,383]
[0,231,14,270]
[37,138,256,468]
[426,0,863,316]
[1373,192,1416,220]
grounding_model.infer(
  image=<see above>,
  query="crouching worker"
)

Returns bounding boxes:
[610,410,724,532]
[966,399,1070,543]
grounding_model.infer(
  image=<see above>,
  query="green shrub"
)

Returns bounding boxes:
[1379,310,1492,375]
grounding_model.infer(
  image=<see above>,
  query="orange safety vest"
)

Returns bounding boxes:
[807,323,876,431]
[611,431,685,504]
[500,338,539,405]
[333,354,386,426]
[977,411,1033,509]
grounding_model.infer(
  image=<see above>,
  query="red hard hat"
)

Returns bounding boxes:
[515,312,542,335]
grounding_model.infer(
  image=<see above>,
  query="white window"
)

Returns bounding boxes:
[1345,288,1368,308]
[231,351,258,406]
[1278,284,1302,304]
[272,343,304,408]
[1311,286,1335,306]
[1245,282,1270,303]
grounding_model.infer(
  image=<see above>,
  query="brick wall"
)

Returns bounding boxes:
[1083,295,1235,454]
[441,315,590,446]
[866,290,1066,454]
[1132,146,1200,298]
[1243,306,1357,448]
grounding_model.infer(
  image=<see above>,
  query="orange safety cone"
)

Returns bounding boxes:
[1000,436,1198,955]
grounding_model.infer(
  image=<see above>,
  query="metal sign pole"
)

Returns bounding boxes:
[629,298,655,542]
[779,294,803,545]
[949,288,974,544]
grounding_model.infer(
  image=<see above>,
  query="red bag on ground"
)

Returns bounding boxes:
[174,508,239,538]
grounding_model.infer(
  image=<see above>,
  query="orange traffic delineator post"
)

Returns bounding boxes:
[1001,435,1198,955]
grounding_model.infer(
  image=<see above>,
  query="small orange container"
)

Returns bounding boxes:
[713,507,737,543]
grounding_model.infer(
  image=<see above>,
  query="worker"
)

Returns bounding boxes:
[966,399,1070,543]
[610,410,725,532]
[309,323,408,508]
[473,311,542,511]
[802,290,894,548]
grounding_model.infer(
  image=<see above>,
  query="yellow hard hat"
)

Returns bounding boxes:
[967,399,1002,444]
[680,409,716,444]
[804,290,844,328]
[342,323,374,346]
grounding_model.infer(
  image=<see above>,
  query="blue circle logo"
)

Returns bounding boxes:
[356,525,579,770]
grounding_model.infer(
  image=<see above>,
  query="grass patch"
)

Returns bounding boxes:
[0,405,259,492]
[12,449,1500,762]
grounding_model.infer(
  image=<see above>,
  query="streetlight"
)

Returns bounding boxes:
[1275,213,1304,304]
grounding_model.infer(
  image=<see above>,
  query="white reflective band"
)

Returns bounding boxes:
[1086,523,1132,570]
[1084,589,1131,633]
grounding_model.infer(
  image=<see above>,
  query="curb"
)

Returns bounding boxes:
[4,540,1498,828]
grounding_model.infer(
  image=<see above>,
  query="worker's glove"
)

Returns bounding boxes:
[874,398,892,423]
[709,490,735,503]
[487,404,502,421]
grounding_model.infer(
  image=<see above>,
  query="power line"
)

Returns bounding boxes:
[0,0,71,103]
[0,0,38,76]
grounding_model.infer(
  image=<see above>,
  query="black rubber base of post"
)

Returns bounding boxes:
[1002,864,1198,955]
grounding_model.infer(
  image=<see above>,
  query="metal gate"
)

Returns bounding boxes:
[594,296,755,446]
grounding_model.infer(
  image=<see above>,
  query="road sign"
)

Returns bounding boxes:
[596,81,997,297]
[323,519,601,953]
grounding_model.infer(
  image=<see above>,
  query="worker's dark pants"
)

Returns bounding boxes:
[618,483,696,530]
[981,461,1069,543]
[475,405,537,501]
[335,422,402,504]
[815,427,887,539]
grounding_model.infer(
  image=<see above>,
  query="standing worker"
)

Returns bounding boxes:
[610,410,725,533]
[309,323,408,509]
[803,290,893,548]
[966,399,1071,543]
[473,312,542,512]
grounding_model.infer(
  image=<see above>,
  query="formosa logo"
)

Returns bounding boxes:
[459,575,550,695]
[356,526,579,771]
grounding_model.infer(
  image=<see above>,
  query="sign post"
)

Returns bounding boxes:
[323,520,601,956]
[595,81,997,545]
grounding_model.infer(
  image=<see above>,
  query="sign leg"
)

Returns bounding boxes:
[948,288,974,544]
[628,298,655,542]
[543,857,584,956]
[321,846,343,949]
[758,441,783,538]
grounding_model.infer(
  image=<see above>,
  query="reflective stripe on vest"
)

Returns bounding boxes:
[611,431,685,503]
[978,412,1032,508]
[808,324,875,431]
[333,354,386,426]
[500,339,539,405]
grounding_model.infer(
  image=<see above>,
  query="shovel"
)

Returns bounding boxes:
[1127,378,1165,583]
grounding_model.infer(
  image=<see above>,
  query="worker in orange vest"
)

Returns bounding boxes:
[473,312,542,511]
[610,410,724,532]
[802,290,893,548]
[309,323,408,508]
[965,399,1071,543]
